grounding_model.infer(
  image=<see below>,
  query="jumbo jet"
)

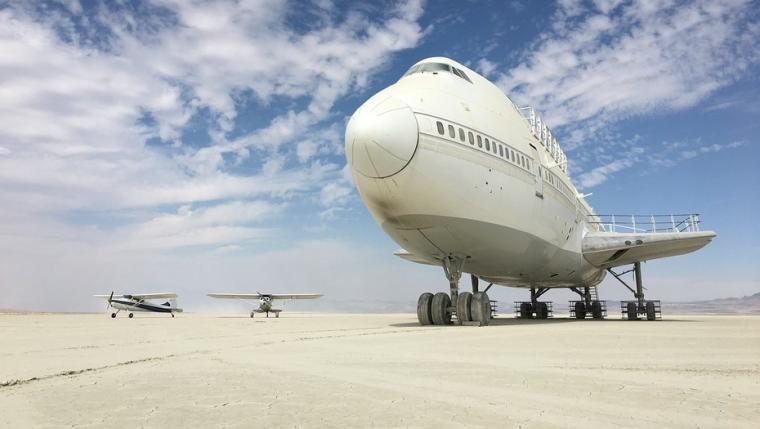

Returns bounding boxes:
[95,292,182,318]
[344,57,716,326]
[207,293,323,318]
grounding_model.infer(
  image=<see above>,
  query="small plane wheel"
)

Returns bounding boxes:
[171,313,175,318]
[456,292,473,323]
[471,292,491,326]
[626,302,638,320]
[111,313,116,319]
[128,313,134,319]
[591,301,603,319]
[535,302,548,319]
[430,292,452,325]
[574,301,586,319]
[646,301,656,321]
[519,302,532,318]
[250,313,255,318]
[416,292,434,325]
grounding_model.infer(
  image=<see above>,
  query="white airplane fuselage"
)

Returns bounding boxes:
[345,57,605,289]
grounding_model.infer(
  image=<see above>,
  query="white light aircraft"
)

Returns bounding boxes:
[95,292,182,318]
[207,293,323,318]
[344,57,716,326]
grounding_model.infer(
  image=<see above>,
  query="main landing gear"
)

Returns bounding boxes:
[609,262,661,321]
[416,256,492,326]
[515,287,552,319]
[568,286,606,319]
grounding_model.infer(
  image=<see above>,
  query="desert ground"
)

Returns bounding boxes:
[1,313,758,428]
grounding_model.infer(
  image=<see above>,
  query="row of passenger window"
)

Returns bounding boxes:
[542,169,574,202]
[434,120,532,172]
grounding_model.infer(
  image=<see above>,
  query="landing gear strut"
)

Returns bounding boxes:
[415,256,491,326]
[608,262,661,320]
[569,286,606,319]
[515,287,551,319]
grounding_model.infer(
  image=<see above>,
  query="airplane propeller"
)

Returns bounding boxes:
[106,291,114,310]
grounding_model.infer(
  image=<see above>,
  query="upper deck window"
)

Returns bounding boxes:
[402,62,473,83]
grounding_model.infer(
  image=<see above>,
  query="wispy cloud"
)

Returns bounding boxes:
[499,0,759,132]
[0,1,426,251]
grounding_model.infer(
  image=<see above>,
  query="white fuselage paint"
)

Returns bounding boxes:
[345,57,605,289]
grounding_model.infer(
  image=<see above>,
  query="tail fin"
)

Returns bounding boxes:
[162,301,171,307]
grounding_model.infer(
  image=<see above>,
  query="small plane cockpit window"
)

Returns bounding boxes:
[436,121,444,135]
[452,67,473,83]
[477,135,483,148]
[448,124,456,138]
[468,132,474,145]
[459,128,465,142]
[485,138,490,151]
[499,145,504,157]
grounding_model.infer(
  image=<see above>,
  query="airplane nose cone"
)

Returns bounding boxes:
[345,96,418,178]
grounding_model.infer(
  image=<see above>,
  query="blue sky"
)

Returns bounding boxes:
[0,0,758,311]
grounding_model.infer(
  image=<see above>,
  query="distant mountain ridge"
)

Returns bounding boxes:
[663,292,760,314]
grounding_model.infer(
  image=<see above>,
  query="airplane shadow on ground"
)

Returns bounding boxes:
[389,317,699,328]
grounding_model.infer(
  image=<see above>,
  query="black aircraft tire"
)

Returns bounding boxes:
[591,301,603,319]
[431,293,452,325]
[519,302,532,319]
[471,292,491,326]
[536,302,548,319]
[111,313,116,318]
[646,301,656,321]
[416,293,434,325]
[456,292,473,323]
[128,313,134,319]
[574,301,586,319]
[626,302,638,320]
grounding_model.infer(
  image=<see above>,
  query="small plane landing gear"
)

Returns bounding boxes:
[111,312,117,318]
[610,262,661,320]
[250,312,255,318]
[514,287,552,319]
[171,313,175,318]
[128,313,134,318]
[569,286,606,319]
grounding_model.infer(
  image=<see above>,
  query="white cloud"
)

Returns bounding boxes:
[0,0,425,233]
[497,0,759,139]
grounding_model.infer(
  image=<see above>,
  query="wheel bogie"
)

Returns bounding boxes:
[591,301,603,319]
[626,302,638,320]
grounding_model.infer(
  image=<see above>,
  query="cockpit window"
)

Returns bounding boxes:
[402,62,473,83]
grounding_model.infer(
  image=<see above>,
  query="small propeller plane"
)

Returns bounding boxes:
[95,292,183,318]
[207,292,323,318]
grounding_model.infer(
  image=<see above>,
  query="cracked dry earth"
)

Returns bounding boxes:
[1,313,759,428]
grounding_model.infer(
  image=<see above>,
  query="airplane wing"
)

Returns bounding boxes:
[582,231,716,268]
[207,293,262,299]
[208,293,323,300]
[94,293,177,299]
[268,294,322,300]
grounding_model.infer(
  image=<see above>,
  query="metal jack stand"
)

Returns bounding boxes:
[608,262,661,321]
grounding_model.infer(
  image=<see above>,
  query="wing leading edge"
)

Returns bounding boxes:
[582,231,716,268]
[207,293,323,300]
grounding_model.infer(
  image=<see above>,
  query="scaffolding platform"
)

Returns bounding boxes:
[621,300,661,320]
[513,301,553,319]
[568,300,607,319]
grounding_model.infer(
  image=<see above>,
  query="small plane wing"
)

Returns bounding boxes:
[582,231,716,268]
[93,293,178,300]
[207,293,323,300]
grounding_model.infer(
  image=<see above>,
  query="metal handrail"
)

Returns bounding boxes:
[587,214,702,233]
